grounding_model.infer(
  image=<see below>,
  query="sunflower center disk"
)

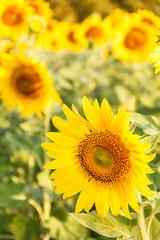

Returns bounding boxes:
[142,18,154,26]
[124,28,146,49]
[68,31,77,43]
[14,67,43,97]
[85,26,102,39]
[78,131,131,185]
[2,7,23,26]
[92,147,113,169]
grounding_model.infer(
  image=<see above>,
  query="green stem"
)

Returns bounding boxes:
[42,108,52,240]
[28,198,44,221]
[147,209,159,239]
[137,192,149,240]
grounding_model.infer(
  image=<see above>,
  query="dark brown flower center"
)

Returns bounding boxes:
[14,67,43,97]
[29,3,39,14]
[68,31,77,43]
[78,131,131,185]
[85,26,102,39]
[124,28,146,49]
[142,18,154,26]
[2,6,23,26]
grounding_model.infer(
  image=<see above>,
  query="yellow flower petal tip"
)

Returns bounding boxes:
[42,97,155,218]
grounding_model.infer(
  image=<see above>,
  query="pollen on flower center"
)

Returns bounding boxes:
[2,6,23,26]
[78,130,131,185]
[92,147,113,169]
[124,28,146,49]
[14,67,43,96]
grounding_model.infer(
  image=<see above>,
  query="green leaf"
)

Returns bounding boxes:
[146,216,160,240]
[130,112,160,134]
[44,215,88,240]
[0,181,26,210]
[9,217,27,240]
[70,211,137,239]
[154,193,160,213]
[0,214,12,234]
[140,133,160,152]
[9,216,40,240]
[148,171,160,191]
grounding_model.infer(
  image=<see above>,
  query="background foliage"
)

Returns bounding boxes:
[48,0,160,22]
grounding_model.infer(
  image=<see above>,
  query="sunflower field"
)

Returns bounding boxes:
[0,0,160,240]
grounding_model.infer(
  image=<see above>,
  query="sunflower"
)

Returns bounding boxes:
[137,9,160,29]
[0,39,14,53]
[103,8,130,38]
[0,50,62,118]
[35,20,65,52]
[112,14,156,63]
[76,13,110,48]
[62,22,85,53]
[42,97,155,219]
[28,15,47,34]
[26,0,53,21]
[0,0,33,39]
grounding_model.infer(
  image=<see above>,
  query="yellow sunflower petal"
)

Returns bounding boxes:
[63,104,90,133]
[75,181,96,214]
[109,185,121,216]
[52,116,89,138]
[45,132,79,147]
[83,96,96,129]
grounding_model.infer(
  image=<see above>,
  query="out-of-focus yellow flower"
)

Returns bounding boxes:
[26,0,53,21]
[0,50,62,118]
[28,15,46,34]
[137,9,160,29]
[61,22,85,53]
[112,14,156,63]
[35,20,66,52]
[103,8,130,38]
[0,0,33,39]
[0,39,14,53]
[42,97,155,219]
[76,13,110,48]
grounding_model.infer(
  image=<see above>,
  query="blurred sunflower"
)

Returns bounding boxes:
[35,20,65,52]
[28,15,47,34]
[0,50,62,118]
[112,14,156,63]
[62,22,85,53]
[42,97,155,219]
[103,8,130,38]
[137,9,160,29]
[76,13,110,48]
[0,39,14,53]
[0,0,33,39]
[26,0,53,21]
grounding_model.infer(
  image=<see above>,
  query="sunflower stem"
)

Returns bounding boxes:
[42,108,52,240]
[137,193,149,240]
